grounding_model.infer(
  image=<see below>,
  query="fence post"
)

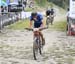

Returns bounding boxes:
[0,15,3,32]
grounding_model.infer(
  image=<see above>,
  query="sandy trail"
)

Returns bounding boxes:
[0,29,75,64]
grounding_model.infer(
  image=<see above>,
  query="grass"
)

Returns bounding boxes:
[7,19,30,30]
[35,0,47,7]
[7,18,66,31]
[25,7,33,12]
[49,20,67,31]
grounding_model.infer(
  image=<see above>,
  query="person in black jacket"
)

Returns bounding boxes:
[46,9,51,16]
[1,6,4,15]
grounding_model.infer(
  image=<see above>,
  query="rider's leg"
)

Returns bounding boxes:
[51,17,54,25]
[39,31,45,46]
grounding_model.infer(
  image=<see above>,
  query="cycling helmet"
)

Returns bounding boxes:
[31,12,37,17]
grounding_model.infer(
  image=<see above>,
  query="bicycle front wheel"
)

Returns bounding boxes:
[33,36,42,60]
[33,37,39,60]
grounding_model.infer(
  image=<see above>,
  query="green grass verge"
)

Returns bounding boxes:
[25,7,33,12]
[49,20,67,31]
[35,0,47,7]
[7,19,66,31]
[7,19,29,30]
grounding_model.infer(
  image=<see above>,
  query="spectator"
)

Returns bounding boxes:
[4,7,8,15]
[1,6,4,15]
[66,8,70,31]
[23,0,27,7]
[29,1,34,8]
[66,8,70,22]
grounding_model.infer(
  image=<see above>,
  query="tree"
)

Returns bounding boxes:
[47,0,69,9]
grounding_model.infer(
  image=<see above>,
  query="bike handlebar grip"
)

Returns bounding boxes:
[25,28,33,31]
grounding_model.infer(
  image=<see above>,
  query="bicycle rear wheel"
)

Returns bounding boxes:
[38,39,42,55]
[33,37,42,60]
[33,37,39,60]
[51,17,54,25]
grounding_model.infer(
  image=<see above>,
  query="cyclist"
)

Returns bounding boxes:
[45,9,51,27]
[29,12,45,46]
[66,8,70,23]
[50,8,55,16]
[46,8,55,25]
[50,8,55,24]
[46,8,55,17]
[66,8,70,31]
[46,9,51,17]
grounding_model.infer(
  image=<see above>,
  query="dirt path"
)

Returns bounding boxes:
[0,29,75,64]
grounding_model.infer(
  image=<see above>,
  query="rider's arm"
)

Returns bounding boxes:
[41,20,44,27]
[29,16,33,28]
[40,15,44,27]
[30,21,32,28]
[41,18,44,27]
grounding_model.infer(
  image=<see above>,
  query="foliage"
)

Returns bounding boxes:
[7,19,29,30]
[47,0,69,9]
[35,0,47,6]
[49,21,67,31]
[7,19,66,31]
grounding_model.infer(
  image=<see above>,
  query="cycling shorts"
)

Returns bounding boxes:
[34,22,42,28]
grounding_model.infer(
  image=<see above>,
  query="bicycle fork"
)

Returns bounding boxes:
[33,36,42,60]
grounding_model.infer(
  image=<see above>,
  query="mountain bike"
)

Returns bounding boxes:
[46,16,50,28]
[25,27,47,60]
[46,15,54,28]
[50,15,54,25]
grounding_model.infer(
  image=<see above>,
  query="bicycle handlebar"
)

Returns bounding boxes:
[25,27,47,31]
[25,28,33,31]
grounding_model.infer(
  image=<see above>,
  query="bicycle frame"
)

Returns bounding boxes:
[33,28,42,60]
[25,27,47,60]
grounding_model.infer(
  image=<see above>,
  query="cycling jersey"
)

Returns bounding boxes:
[46,9,54,16]
[50,10,54,15]
[46,10,51,16]
[30,13,43,28]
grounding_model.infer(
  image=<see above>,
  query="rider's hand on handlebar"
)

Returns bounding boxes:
[39,26,44,30]
[30,26,33,29]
